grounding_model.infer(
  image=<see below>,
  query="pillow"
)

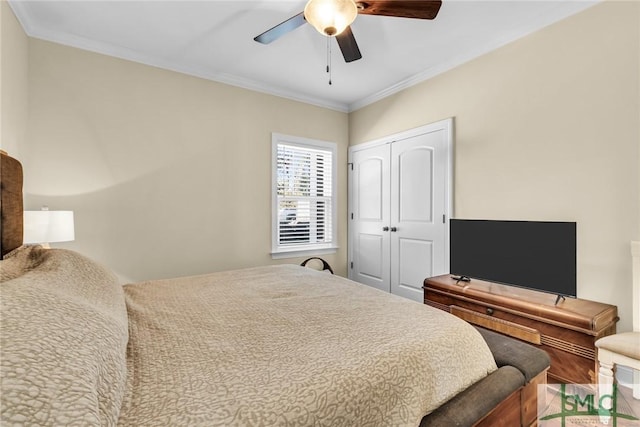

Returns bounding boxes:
[1,246,129,426]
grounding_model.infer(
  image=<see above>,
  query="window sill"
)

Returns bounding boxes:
[271,246,338,260]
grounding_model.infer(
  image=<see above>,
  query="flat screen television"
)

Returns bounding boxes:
[449,219,577,298]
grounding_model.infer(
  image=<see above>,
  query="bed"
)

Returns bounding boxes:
[0,151,549,426]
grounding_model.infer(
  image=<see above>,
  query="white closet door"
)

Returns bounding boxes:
[390,128,449,301]
[349,143,391,292]
[348,118,452,300]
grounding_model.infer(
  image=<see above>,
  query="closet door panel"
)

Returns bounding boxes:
[391,130,447,301]
[398,238,433,294]
[349,144,391,292]
[357,234,384,281]
[398,147,433,223]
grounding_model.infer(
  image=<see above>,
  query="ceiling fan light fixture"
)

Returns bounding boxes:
[304,0,358,37]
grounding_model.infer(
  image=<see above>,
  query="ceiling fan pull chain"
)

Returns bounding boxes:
[326,37,332,85]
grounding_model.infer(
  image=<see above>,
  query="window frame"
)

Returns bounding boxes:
[271,133,338,259]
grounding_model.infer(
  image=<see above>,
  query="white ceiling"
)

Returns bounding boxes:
[9,0,599,112]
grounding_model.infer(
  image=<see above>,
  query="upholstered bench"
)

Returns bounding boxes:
[596,331,640,400]
[421,327,550,426]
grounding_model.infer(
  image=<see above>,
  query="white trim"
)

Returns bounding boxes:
[270,246,338,260]
[631,241,640,398]
[271,133,338,259]
[348,117,454,273]
[346,2,600,112]
[9,0,599,114]
[8,1,348,113]
[631,241,640,331]
[443,118,454,271]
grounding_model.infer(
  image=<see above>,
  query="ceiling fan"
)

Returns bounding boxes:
[254,0,442,63]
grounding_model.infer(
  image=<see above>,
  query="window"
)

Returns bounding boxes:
[272,133,337,258]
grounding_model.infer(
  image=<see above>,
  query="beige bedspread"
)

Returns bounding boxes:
[1,246,129,426]
[119,265,497,427]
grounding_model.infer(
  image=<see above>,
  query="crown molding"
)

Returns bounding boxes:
[8,1,349,113]
[348,0,599,112]
[9,0,600,116]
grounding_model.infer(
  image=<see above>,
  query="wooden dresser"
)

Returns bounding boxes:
[423,274,619,384]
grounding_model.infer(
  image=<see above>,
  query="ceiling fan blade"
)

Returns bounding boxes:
[356,1,442,20]
[336,26,362,63]
[254,12,306,44]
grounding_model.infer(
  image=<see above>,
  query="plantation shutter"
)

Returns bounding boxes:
[276,143,333,247]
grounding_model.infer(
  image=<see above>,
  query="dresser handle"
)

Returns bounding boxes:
[486,308,494,316]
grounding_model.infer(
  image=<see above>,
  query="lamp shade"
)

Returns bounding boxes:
[304,0,357,36]
[23,210,75,244]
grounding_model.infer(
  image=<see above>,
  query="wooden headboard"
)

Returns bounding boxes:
[0,151,24,258]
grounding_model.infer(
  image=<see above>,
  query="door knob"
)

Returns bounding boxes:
[390,227,397,232]
[382,226,389,231]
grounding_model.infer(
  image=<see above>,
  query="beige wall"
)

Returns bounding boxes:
[8,1,639,331]
[350,1,640,332]
[1,0,29,157]
[22,39,349,282]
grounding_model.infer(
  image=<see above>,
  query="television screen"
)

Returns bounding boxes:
[450,219,576,297]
